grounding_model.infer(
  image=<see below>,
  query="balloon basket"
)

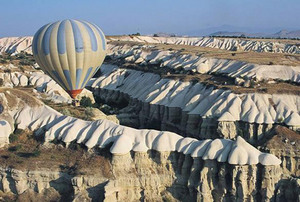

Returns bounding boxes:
[72,99,80,107]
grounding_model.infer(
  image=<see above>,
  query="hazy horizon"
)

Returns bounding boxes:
[0,0,299,37]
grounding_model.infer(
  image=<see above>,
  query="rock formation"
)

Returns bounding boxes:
[0,83,291,201]
[107,35,300,54]
[107,43,300,83]
[1,35,300,56]
[0,35,299,201]
[0,37,33,55]
[90,65,300,140]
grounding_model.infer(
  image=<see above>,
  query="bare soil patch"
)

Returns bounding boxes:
[0,129,113,177]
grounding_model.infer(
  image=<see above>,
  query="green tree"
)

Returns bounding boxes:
[80,96,93,107]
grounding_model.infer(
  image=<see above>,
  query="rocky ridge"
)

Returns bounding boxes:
[0,88,280,166]
[107,43,300,83]
[0,37,32,55]
[0,35,299,201]
[108,35,300,54]
[0,89,295,201]
[0,69,94,104]
[1,35,300,56]
[91,65,300,140]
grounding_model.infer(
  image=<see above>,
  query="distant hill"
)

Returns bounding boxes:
[269,30,300,38]
[209,29,300,39]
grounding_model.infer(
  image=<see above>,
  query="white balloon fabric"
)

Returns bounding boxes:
[32,19,106,98]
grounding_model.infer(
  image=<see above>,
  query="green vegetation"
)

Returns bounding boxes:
[44,101,97,121]
[32,149,41,157]
[84,107,94,120]
[237,128,244,137]
[60,108,72,116]
[0,59,8,64]
[8,145,22,152]
[0,127,112,177]
[17,51,35,66]
[129,32,141,36]
[277,116,284,123]
[0,52,35,69]
[0,54,8,64]
[80,96,93,107]
[9,128,24,143]
[6,129,41,159]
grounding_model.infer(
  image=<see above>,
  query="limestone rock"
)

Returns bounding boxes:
[0,120,12,147]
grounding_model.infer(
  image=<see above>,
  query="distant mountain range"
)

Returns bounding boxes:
[209,30,300,39]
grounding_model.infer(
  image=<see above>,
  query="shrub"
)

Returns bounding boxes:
[19,59,34,66]
[0,59,7,64]
[32,149,41,157]
[84,107,94,120]
[9,129,23,143]
[8,145,22,152]
[277,116,284,123]
[60,108,72,116]
[80,96,93,107]
[68,141,83,151]
[16,51,27,59]
[19,66,25,72]
[250,80,256,88]
[130,32,141,36]
[237,128,244,137]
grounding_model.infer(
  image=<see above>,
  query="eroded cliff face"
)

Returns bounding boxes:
[0,150,297,202]
[1,35,300,56]
[0,167,109,201]
[1,37,299,202]
[0,89,297,202]
[104,151,298,202]
[93,87,284,144]
[107,36,300,55]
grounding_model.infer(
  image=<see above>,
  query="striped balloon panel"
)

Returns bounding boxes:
[32,19,106,91]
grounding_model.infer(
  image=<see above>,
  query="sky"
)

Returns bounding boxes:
[0,0,299,37]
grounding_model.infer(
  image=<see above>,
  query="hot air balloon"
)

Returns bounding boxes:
[32,19,106,101]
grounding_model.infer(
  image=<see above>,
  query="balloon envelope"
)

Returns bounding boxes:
[32,19,106,98]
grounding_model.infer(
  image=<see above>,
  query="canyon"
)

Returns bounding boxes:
[0,35,299,201]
